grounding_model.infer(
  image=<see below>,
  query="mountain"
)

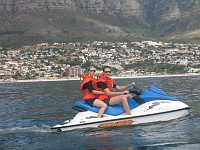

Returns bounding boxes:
[1,0,200,47]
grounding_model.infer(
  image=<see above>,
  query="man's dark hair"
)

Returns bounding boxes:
[103,66,111,72]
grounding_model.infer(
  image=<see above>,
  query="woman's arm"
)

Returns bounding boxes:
[92,90,105,95]
[85,81,105,95]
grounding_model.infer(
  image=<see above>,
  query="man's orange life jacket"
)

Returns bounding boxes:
[96,73,114,101]
[80,74,97,100]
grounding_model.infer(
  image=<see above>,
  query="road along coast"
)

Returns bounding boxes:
[0,73,199,84]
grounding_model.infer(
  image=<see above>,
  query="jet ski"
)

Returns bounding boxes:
[51,86,190,132]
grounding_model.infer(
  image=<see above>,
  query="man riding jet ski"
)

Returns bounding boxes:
[51,86,190,132]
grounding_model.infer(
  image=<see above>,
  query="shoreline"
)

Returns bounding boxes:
[0,73,199,83]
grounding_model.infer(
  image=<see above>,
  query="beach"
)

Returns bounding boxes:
[0,73,199,83]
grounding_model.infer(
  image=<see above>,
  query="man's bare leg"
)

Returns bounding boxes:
[109,95,131,115]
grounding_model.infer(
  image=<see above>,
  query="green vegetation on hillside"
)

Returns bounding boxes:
[123,60,187,74]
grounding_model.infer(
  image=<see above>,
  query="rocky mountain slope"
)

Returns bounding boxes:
[1,0,200,47]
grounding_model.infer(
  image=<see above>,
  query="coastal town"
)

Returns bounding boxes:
[0,40,200,81]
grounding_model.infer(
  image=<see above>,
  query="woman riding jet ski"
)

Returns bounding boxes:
[51,86,190,132]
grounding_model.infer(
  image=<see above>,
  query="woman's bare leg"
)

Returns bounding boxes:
[93,99,107,118]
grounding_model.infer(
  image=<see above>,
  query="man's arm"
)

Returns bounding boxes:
[115,82,135,91]
[97,82,127,96]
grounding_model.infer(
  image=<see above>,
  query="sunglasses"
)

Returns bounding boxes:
[89,70,96,72]
[104,71,111,73]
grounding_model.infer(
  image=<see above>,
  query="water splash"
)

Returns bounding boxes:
[0,124,53,134]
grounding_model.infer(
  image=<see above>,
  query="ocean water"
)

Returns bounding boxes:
[0,75,200,150]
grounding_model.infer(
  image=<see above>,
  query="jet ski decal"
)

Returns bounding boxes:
[99,120,133,128]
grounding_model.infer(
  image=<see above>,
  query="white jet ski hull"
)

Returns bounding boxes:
[51,100,190,132]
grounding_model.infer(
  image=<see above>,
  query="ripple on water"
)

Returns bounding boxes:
[0,77,200,150]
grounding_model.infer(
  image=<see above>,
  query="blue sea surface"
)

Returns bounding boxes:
[0,76,200,150]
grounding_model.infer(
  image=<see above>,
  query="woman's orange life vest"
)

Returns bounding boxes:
[96,73,114,101]
[80,74,97,100]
